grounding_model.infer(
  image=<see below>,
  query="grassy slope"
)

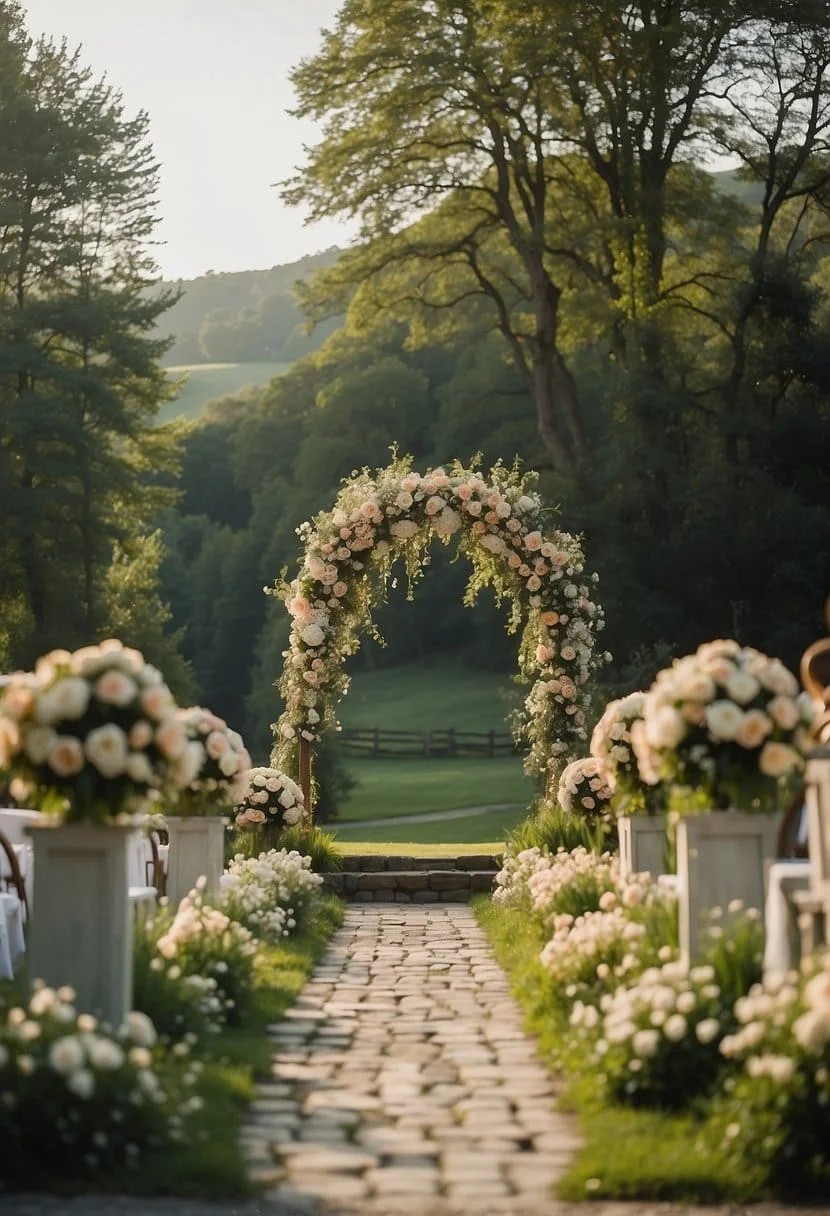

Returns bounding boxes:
[333,662,535,843]
[158,360,292,423]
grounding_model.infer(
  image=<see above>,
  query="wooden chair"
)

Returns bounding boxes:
[0,828,29,921]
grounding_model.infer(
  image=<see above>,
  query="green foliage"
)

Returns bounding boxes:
[507,799,609,855]
[0,5,187,672]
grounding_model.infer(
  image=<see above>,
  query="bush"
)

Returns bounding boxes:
[0,985,201,1185]
[220,848,324,940]
[132,910,225,1044]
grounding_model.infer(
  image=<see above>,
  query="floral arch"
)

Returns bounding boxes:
[268,456,608,815]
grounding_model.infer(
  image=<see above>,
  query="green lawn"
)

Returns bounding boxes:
[158,360,292,423]
[333,806,527,845]
[337,755,533,821]
[340,659,521,733]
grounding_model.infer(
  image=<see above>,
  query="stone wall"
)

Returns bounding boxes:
[322,853,503,902]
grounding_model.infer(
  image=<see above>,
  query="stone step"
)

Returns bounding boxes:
[322,867,499,902]
[337,852,503,873]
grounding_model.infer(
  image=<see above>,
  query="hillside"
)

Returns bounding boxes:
[157,360,293,424]
[154,247,344,367]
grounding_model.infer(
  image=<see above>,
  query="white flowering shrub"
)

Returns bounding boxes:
[526,847,621,925]
[155,882,259,1025]
[0,985,202,1184]
[132,909,225,1043]
[220,848,324,940]
[632,638,816,811]
[571,958,731,1108]
[233,766,304,833]
[710,954,830,1197]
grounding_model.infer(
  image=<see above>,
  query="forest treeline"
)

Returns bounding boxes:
[156,251,342,367]
[2,0,829,777]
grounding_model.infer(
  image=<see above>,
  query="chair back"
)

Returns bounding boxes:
[0,808,43,846]
[0,828,29,920]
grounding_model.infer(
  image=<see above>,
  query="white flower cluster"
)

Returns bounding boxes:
[526,846,619,924]
[157,887,257,966]
[557,756,615,818]
[173,705,251,810]
[570,959,727,1104]
[0,983,201,1175]
[540,906,647,988]
[493,845,555,904]
[632,639,815,801]
[0,640,193,819]
[233,766,304,830]
[720,957,830,1073]
[270,458,606,784]
[220,848,323,940]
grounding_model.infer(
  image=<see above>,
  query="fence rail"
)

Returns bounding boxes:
[339,726,518,759]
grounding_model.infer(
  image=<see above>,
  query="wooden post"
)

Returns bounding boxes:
[299,737,312,834]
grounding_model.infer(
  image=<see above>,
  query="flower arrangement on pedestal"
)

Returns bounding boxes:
[590,690,662,816]
[632,639,816,812]
[0,640,190,822]
[269,455,608,794]
[557,756,615,825]
[233,766,304,831]
[172,706,251,816]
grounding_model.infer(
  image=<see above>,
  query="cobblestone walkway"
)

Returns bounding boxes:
[246,903,575,1214]
[3,903,825,1216]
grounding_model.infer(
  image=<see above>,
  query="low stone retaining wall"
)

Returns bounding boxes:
[322,853,503,902]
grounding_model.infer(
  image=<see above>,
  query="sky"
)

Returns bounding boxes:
[20,0,357,281]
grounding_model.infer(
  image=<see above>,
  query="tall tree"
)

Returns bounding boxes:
[0,2,183,665]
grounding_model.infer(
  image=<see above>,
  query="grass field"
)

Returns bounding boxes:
[158,360,292,423]
[337,756,532,821]
[333,806,527,846]
[331,660,535,845]
[340,659,522,733]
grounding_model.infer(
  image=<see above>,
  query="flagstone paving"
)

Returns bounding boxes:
[2,903,826,1215]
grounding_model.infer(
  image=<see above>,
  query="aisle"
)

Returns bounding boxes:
[244,903,578,1214]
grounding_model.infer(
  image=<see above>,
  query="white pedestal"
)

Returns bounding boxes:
[618,815,668,879]
[165,816,227,906]
[26,822,132,1026]
[676,810,780,965]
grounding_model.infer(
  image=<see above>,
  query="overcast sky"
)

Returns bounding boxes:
[20,0,356,280]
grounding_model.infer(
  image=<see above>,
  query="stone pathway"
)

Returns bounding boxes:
[2,903,825,1215]
[246,903,575,1214]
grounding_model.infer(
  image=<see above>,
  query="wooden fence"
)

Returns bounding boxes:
[339,726,517,759]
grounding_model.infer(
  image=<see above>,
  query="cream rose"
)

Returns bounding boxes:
[47,736,85,778]
[733,709,773,749]
[85,724,128,778]
[34,677,91,725]
[94,670,138,708]
[705,700,745,741]
[300,623,325,648]
[758,741,801,778]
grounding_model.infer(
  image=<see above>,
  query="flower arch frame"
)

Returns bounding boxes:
[268,456,608,817]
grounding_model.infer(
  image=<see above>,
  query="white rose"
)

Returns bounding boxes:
[47,736,85,778]
[432,507,461,537]
[766,695,800,731]
[85,1036,124,1071]
[282,806,301,826]
[644,705,686,750]
[94,670,138,708]
[125,752,154,784]
[65,1068,95,1099]
[479,533,505,555]
[34,677,91,725]
[733,709,773,750]
[704,700,745,741]
[724,670,760,705]
[49,1036,85,1076]
[300,623,325,648]
[758,741,802,778]
[389,519,419,540]
[663,1014,688,1042]
[85,724,129,778]
[218,750,240,778]
[24,725,57,765]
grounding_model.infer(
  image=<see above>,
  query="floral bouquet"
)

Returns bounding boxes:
[0,640,190,823]
[233,766,304,832]
[173,706,251,816]
[557,756,615,824]
[632,639,816,812]
[590,691,660,815]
